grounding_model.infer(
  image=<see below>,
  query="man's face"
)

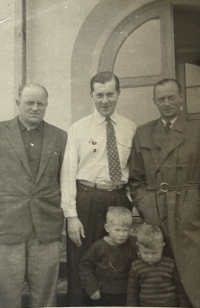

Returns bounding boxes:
[90,79,120,117]
[153,81,183,120]
[17,86,48,128]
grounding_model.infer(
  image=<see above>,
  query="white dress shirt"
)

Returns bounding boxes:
[60,110,136,217]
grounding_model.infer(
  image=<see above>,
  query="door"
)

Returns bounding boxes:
[99,1,200,126]
[174,5,200,115]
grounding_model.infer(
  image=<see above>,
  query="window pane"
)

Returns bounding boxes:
[116,87,160,126]
[185,63,200,87]
[186,87,200,113]
[114,19,161,78]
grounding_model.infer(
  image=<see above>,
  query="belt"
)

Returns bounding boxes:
[78,180,124,191]
[149,182,200,193]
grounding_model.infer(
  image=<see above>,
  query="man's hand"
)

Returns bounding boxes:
[90,290,101,300]
[67,217,85,247]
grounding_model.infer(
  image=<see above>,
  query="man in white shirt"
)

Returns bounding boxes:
[61,71,136,306]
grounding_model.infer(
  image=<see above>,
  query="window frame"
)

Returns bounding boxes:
[99,2,175,89]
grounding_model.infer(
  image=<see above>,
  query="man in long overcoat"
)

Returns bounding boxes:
[0,83,67,308]
[129,78,200,307]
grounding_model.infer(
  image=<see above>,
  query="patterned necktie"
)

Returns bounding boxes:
[106,117,122,182]
[165,121,171,133]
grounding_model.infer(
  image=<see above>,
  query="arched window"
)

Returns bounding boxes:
[71,0,200,123]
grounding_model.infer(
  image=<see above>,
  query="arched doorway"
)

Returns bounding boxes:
[71,0,200,124]
[99,0,200,125]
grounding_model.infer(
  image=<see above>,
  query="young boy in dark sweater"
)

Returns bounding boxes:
[127,224,191,307]
[79,206,137,306]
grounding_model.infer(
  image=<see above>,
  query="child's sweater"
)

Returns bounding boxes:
[79,237,137,296]
[127,256,188,307]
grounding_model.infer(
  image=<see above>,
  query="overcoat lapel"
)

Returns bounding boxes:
[36,122,57,183]
[153,119,167,149]
[6,118,33,178]
[155,115,186,172]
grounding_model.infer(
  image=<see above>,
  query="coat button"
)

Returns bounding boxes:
[177,191,181,196]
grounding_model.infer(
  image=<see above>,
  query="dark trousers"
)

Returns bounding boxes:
[66,183,132,307]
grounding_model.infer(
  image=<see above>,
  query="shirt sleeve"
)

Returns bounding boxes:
[60,125,79,218]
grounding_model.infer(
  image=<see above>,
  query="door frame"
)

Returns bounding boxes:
[71,0,200,123]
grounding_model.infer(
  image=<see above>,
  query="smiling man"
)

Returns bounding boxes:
[129,78,200,307]
[61,71,136,306]
[0,83,67,308]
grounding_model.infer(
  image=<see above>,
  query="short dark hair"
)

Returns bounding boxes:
[90,71,120,92]
[153,78,182,97]
[19,83,49,99]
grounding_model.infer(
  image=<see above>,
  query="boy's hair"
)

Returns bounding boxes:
[106,206,132,227]
[136,224,164,249]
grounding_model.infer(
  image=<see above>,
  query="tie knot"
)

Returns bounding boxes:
[166,121,171,128]
[106,117,112,124]
[164,120,171,133]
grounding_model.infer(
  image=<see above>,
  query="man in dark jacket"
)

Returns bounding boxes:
[0,83,67,308]
[129,78,199,307]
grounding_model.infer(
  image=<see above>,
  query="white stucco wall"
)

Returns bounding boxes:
[0,0,15,121]
[26,0,100,131]
[1,0,158,127]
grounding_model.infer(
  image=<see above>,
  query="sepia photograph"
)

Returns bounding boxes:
[0,0,200,307]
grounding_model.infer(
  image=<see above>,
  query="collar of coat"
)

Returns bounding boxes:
[137,114,187,172]
[153,114,186,149]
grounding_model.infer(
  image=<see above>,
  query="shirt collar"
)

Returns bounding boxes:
[17,117,44,134]
[94,109,118,124]
[161,116,177,128]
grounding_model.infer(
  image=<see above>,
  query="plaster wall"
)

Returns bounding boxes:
[0,0,15,121]
[26,0,100,131]
[26,0,158,129]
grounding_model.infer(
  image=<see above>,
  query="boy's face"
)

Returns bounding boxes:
[105,222,131,245]
[137,243,165,265]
